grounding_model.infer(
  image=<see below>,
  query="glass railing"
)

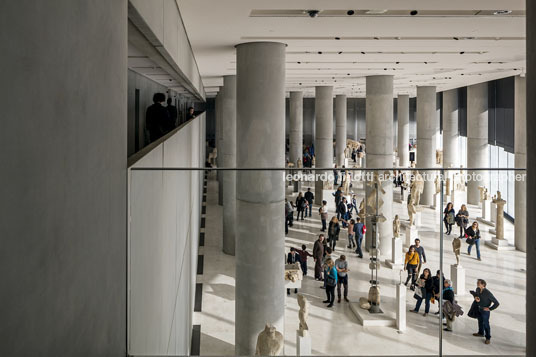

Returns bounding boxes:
[128,166,526,357]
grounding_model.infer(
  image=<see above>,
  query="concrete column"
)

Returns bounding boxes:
[526,3,536,352]
[515,76,526,252]
[365,75,394,258]
[216,89,224,205]
[289,91,304,166]
[335,95,347,166]
[397,94,410,167]
[467,83,489,205]
[235,42,286,355]
[222,76,236,255]
[443,89,459,169]
[314,86,334,205]
[416,86,438,206]
[1,1,127,354]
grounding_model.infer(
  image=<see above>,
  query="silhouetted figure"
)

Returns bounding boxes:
[166,97,178,129]
[146,93,169,142]
[187,106,196,120]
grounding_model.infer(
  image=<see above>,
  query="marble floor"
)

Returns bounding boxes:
[195,173,526,356]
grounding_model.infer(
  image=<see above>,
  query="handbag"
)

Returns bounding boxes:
[446,213,455,225]
[466,237,475,245]
[413,286,423,299]
[326,272,337,287]
[468,301,480,319]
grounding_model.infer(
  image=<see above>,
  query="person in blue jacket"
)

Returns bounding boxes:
[322,258,338,308]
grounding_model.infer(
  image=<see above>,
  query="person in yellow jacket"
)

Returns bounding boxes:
[404,246,420,290]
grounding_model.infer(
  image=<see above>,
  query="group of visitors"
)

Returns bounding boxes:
[285,188,315,234]
[302,145,315,168]
[146,92,195,143]
[443,202,482,260]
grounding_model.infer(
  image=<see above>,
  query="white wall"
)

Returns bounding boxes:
[128,115,205,356]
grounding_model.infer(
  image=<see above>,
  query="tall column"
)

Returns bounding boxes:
[222,76,236,255]
[365,75,394,258]
[347,100,358,140]
[515,76,526,252]
[416,86,438,206]
[467,83,489,205]
[335,95,347,166]
[289,91,303,166]
[397,94,410,167]
[443,89,459,169]
[314,86,334,205]
[235,42,286,355]
[216,89,224,205]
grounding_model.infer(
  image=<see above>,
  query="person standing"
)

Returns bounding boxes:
[472,279,500,344]
[347,219,356,249]
[295,192,306,221]
[338,197,348,228]
[335,255,349,303]
[466,221,482,261]
[456,204,470,237]
[353,217,365,258]
[410,238,427,276]
[287,248,302,295]
[328,217,341,251]
[296,244,313,276]
[443,202,455,235]
[410,268,433,316]
[313,235,325,280]
[404,246,420,290]
[304,188,314,217]
[319,200,328,231]
[443,279,456,331]
[145,92,169,142]
[166,97,178,129]
[333,165,339,186]
[186,106,196,120]
[333,187,342,218]
[323,258,338,308]
[285,198,294,234]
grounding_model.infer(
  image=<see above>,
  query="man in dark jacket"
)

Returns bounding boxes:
[166,98,178,129]
[146,93,169,142]
[353,217,365,258]
[338,197,348,228]
[287,248,302,295]
[304,188,314,217]
[313,234,325,280]
[473,279,500,344]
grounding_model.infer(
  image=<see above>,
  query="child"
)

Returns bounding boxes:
[347,219,356,249]
[296,244,313,276]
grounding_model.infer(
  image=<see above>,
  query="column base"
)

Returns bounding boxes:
[485,238,515,251]
[349,302,396,327]
[477,217,495,228]
[450,264,466,296]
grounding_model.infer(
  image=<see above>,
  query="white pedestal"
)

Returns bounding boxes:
[349,302,396,327]
[432,193,441,210]
[357,157,363,168]
[396,284,406,332]
[450,264,466,296]
[394,157,400,167]
[481,199,491,221]
[485,238,515,251]
[405,226,419,247]
[386,238,404,269]
[285,280,302,290]
[344,158,350,168]
[296,331,311,356]
[491,203,497,224]
[414,211,422,226]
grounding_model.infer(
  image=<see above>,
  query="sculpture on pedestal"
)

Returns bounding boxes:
[492,191,507,240]
[343,171,351,194]
[297,158,303,169]
[285,262,303,282]
[410,171,424,206]
[255,324,284,356]
[478,186,488,202]
[434,176,441,194]
[452,237,461,266]
[208,147,218,167]
[344,145,351,159]
[407,201,417,226]
[393,215,400,238]
[297,294,309,336]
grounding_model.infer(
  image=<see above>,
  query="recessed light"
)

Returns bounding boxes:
[374,37,379,40]
[338,51,343,54]
[297,61,301,64]
[347,73,351,76]
[335,37,341,40]
[460,51,465,54]
[361,51,366,54]
[410,10,418,16]
[453,37,459,40]
[396,61,400,64]
[424,62,428,64]
[318,51,322,54]
[493,10,512,15]
[347,10,355,15]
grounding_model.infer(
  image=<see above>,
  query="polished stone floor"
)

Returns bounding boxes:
[195,173,526,356]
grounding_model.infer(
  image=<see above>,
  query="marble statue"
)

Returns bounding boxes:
[446,177,451,194]
[393,215,400,238]
[434,176,441,194]
[358,198,366,221]
[297,158,303,169]
[255,324,284,356]
[311,156,316,167]
[452,237,461,266]
[367,173,386,213]
[208,147,218,167]
[410,171,424,206]
[359,297,371,310]
[478,186,487,202]
[493,191,507,240]
[285,262,303,282]
[344,145,351,159]
[483,189,490,201]
[407,201,417,226]
[436,150,443,165]
[368,286,380,307]
[343,171,351,194]
[297,294,309,336]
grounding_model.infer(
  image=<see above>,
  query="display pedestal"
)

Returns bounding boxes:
[431,193,441,210]
[386,238,404,269]
[293,180,302,193]
[477,199,493,226]
[396,284,406,332]
[450,264,465,296]
[491,203,497,224]
[296,331,311,356]
[414,211,422,226]
[485,238,515,251]
[405,226,419,247]
[349,302,396,327]
[344,158,350,168]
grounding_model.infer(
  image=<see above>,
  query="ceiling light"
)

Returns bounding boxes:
[493,10,512,15]
[396,61,400,64]
[453,37,459,40]
[335,37,341,40]
[374,37,379,40]
[361,51,366,54]
[306,10,320,18]
[347,10,355,15]
[297,61,301,64]
[318,51,322,54]
[410,10,418,16]
[460,51,465,54]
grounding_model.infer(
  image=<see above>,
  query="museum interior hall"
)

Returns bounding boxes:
[2,1,536,356]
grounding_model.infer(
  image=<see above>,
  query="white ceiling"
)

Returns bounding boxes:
[178,0,526,97]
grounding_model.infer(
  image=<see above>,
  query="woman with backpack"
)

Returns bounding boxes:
[328,216,341,251]
[466,221,482,261]
[295,192,306,221]
[443,202,455,235]
[455,204,470,237]
[323,258,338,308]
